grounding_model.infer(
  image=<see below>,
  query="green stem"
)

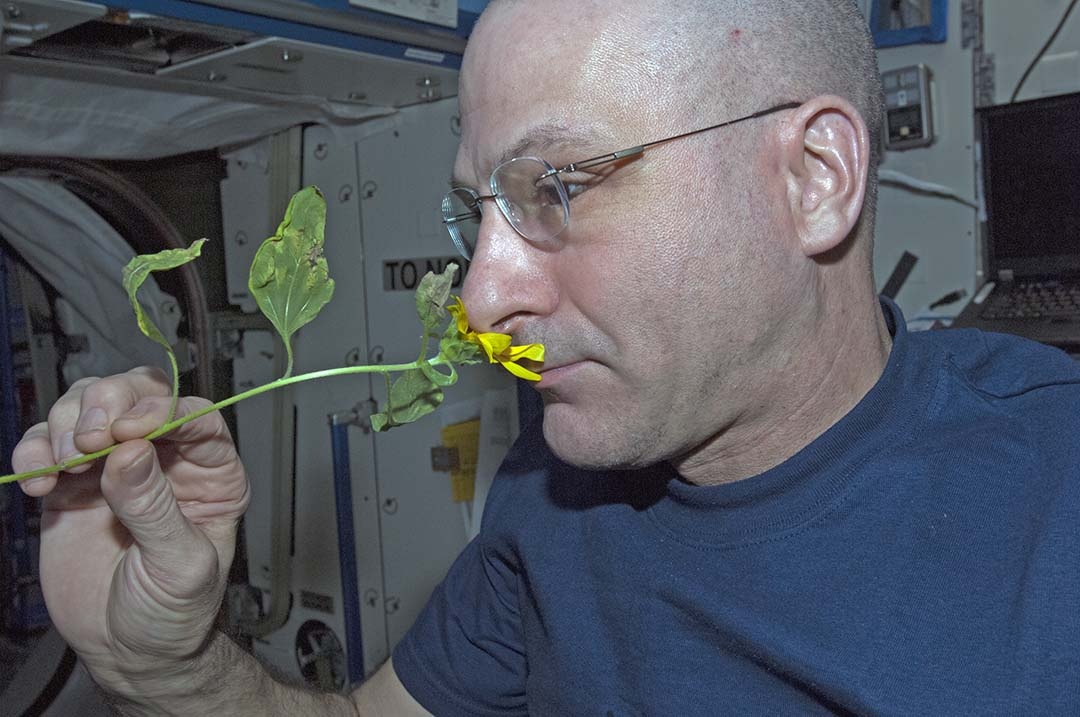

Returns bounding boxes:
[417,326,430,364]
[166,349,180,426]
[0,356,450,485]
[284,342,295,379]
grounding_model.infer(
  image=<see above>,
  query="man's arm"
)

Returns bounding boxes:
[103,633,430,717]
[10,370,429,717]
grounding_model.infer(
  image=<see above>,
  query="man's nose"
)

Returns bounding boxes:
[460,210,556,334]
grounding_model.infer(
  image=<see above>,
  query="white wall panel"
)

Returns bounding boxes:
[872,0,980,320]
[985,0,1080,103]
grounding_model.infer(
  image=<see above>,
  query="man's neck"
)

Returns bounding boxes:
[673,292,894,487]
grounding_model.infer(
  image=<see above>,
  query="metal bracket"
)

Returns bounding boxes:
[210,310,274,360]
[960,0,980,49]
[976,52,995,108]
[0,0,107,54]
[329,397,378,434]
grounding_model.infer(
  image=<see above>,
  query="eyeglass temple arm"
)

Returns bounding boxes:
[554,101,802,174]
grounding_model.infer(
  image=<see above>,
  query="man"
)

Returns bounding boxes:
[12,0,1080,714]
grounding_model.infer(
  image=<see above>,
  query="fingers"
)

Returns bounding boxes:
[112,396,238,470]
[12,367,171,497]
[72,367,171,454]
[100,440,220,601]
[11,423,59,497]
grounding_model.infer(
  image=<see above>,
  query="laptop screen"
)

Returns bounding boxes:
[980,91,1080,278]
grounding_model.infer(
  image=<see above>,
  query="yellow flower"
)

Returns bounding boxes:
[447,297,546,381]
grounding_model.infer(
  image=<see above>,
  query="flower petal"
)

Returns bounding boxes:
[499,358,542,381]
[476,332,511,363]
[447,296,470,335]
[506,343,545,362]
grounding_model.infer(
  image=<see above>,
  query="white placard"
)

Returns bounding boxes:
[348,0,459,29]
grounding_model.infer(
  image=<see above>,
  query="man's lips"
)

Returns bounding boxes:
[535,360,588,385]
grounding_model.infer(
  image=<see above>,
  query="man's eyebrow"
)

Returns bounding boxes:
[449,123,607,189]
[497,123,606,166]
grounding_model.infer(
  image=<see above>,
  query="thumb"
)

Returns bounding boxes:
[101,440,218,600]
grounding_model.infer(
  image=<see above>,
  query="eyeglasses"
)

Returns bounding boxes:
[440,101,800,260]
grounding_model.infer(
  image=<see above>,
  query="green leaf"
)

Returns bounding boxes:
[419,361,457,388]
[439,319,481,365]
[249,186,336,377]
[371,368,444,432]
[122,238,207,354]
[415,263,458,331]
[370,412,390,433]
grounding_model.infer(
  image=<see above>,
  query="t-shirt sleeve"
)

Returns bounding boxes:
[392,525,527,715]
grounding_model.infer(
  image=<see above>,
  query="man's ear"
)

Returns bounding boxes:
[781,96,870,257]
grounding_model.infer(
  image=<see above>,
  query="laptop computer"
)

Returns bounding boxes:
[951,91,1080,349]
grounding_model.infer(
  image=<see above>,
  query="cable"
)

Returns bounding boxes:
[1010,0,1080,103]
[878,168,979,209]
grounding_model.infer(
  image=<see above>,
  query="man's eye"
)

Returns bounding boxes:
[564,182,588,200]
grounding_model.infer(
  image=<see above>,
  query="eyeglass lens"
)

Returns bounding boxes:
[443,188,480,260]
[491,157,568,242]
[441,157,569,260]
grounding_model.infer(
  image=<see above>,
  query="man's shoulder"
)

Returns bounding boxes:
[915,327,1080,403]
[480,419,563,536]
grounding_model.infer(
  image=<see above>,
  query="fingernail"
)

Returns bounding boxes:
[22,476,48,491]
[59,432,81,461]
[20,464,51,493]
[120,448,154,486]
[75,407,108,436]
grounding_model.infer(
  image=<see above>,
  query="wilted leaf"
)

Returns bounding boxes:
[249,186,335,376]
[371,368,444,432]
[419,361,457,388]
[440,319,482,364]
[122,239,207,354]
[415,263,458,331]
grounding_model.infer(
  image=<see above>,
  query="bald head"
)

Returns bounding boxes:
[468,0,884,240]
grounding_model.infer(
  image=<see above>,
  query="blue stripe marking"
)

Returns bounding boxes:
[291,0,488,38]
[330,421,365,685]
[869,0,948,48]
[110,1,463,68]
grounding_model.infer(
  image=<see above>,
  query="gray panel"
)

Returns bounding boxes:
[354,98,517,649]
[873,0,979,320]
[300,123,390,676]
[161,36,458,107]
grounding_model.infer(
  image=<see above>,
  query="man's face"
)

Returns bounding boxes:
[457,2,802,470]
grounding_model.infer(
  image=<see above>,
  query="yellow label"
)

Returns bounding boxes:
[441,419,481,503]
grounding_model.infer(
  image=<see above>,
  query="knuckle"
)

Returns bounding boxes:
[182,541,221,591]
[80,375,137,411]
[68,376,102,392]
[46,396,76,429]
[11,424,52,468]
[127,365,171,390]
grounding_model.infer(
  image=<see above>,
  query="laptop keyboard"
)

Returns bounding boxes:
[980,281,1080,319]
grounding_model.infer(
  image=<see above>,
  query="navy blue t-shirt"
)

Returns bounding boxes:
[394,300,1080,714]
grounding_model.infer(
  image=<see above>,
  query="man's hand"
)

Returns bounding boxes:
[11,366,250,697]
